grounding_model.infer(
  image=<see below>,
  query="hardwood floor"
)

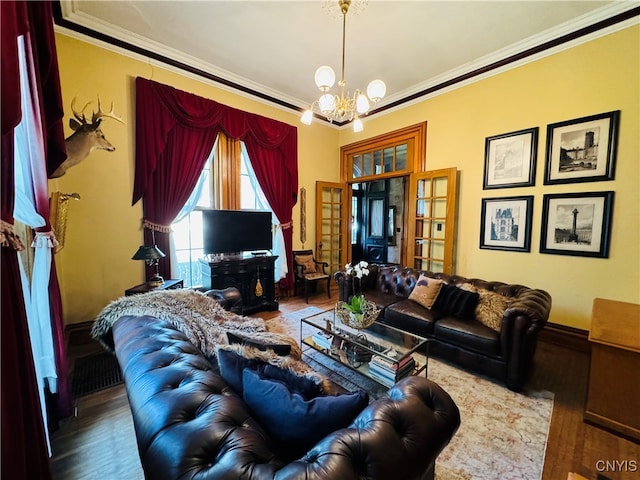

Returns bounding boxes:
[51,293,640,480]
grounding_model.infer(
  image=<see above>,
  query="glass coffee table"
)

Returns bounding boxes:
[301,308,429,388]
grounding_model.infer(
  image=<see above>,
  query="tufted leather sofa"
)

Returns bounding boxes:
[335,265,552,391]
[111,314,461,480]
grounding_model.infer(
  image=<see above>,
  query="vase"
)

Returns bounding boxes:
[335,300,381,329]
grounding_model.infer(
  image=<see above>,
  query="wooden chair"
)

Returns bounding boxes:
[292,249,331,304]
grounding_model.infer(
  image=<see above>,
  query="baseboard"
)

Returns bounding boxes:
[539,322,590,353]
[65,321,95,348]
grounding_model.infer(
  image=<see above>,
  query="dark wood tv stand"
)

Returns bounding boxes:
[199,254,279,315]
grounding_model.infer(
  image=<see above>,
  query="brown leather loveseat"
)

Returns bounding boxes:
[335,265,552,391]
[111,314,461,480]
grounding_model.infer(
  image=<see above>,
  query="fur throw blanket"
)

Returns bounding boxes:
[92,289,300,358]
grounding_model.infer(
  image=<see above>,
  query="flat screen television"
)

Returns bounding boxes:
[202,209,272,255]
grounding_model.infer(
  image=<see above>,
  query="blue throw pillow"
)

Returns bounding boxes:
[433,283,480,320]
[260,363,322,400]
[242,369,369,461]
[217,348,322,399]
[217,348,263,395]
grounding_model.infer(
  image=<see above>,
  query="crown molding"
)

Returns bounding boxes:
[54,1,639,128]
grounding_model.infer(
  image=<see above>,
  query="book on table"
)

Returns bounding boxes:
[371,349,415,371]
[369,350,416,383]
[368,362,414,386]
[312,331,333,349]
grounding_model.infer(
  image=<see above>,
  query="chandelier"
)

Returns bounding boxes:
[300,0,386,132]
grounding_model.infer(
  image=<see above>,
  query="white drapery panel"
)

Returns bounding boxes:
[12,34,58,454]
[241,143,287,282]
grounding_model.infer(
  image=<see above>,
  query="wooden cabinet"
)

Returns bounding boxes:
[200,255,278,315]
[584,298,640,442]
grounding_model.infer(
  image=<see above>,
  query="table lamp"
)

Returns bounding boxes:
[132,244,166,287]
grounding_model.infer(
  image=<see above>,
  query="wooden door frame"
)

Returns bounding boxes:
[315,181,347,275]
[339,123,427,266]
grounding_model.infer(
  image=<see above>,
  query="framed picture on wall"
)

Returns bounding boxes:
[480,195,533,252]
[540,191,614,258]
[544,110,619,185]
[483,127,538,189]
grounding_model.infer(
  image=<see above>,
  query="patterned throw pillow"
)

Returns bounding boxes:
[459,283,510,332]
[295,254,316,273]
[475,291,510,331]
[408,275,443,309]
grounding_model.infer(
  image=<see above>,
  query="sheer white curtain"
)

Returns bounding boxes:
[241,143,287,282]
[169,139,214,279]
[12,35,58,454]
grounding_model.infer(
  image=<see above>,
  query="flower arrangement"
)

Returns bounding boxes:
[336,260,380,329]
[344,260,370,314]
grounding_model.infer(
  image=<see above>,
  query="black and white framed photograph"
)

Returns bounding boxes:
[544,110,619,185]
[480,196,533,252]
[540,191,614,258]
[483,127,538,189]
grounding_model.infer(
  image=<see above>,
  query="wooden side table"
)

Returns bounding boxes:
[125,279,183,296]
[584,297,640,442]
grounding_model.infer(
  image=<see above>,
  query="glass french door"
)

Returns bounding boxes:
[408,167,457,274]
[316,182,347,274]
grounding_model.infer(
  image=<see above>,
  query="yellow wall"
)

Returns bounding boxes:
[52,33,337,325]
[341,25,640,330]
[53,25,638,332]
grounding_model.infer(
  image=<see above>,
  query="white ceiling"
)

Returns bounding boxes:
[57,1,638,124]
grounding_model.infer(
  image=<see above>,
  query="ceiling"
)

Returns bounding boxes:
[56,1,638,126]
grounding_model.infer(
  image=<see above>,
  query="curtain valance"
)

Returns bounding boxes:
[133,77,298,289]
[133,77,298,206]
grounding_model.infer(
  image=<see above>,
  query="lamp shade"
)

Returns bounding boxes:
[318,93,336,114]
[356,93,370,114]
[314,66,336,91]
[353,117,364,133]
[301,108,314,125]
[366,79,386,102]
[132,245,165,261]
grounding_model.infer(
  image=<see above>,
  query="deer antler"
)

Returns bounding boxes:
[70,97,94,124]
[92,96,126,124]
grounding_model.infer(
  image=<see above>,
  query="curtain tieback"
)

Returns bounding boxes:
[32,230,59,249]
[1,220,25,251]
[142,219,171,233]
[278,221,292,230]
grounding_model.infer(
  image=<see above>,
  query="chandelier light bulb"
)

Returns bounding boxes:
[318,93,336,114]
[356,93,370,114]
[314,66,336,91]
[353,117,364,133]
[366,79,386,102]
[301,108,314,125]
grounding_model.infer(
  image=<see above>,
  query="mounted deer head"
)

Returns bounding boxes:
[51,96,125,178]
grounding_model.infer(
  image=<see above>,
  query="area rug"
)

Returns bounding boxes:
[71,352,122,397]
[267,310,554,480]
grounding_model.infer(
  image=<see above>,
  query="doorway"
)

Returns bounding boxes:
[351,177,406,265]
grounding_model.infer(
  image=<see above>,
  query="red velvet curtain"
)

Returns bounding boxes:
[133,77,298,289]
[1,2,69,477]
[24,1,72,420]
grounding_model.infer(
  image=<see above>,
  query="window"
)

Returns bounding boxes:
[172,159,211,287]
[171,138,277,287]
[240,146,260,210]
